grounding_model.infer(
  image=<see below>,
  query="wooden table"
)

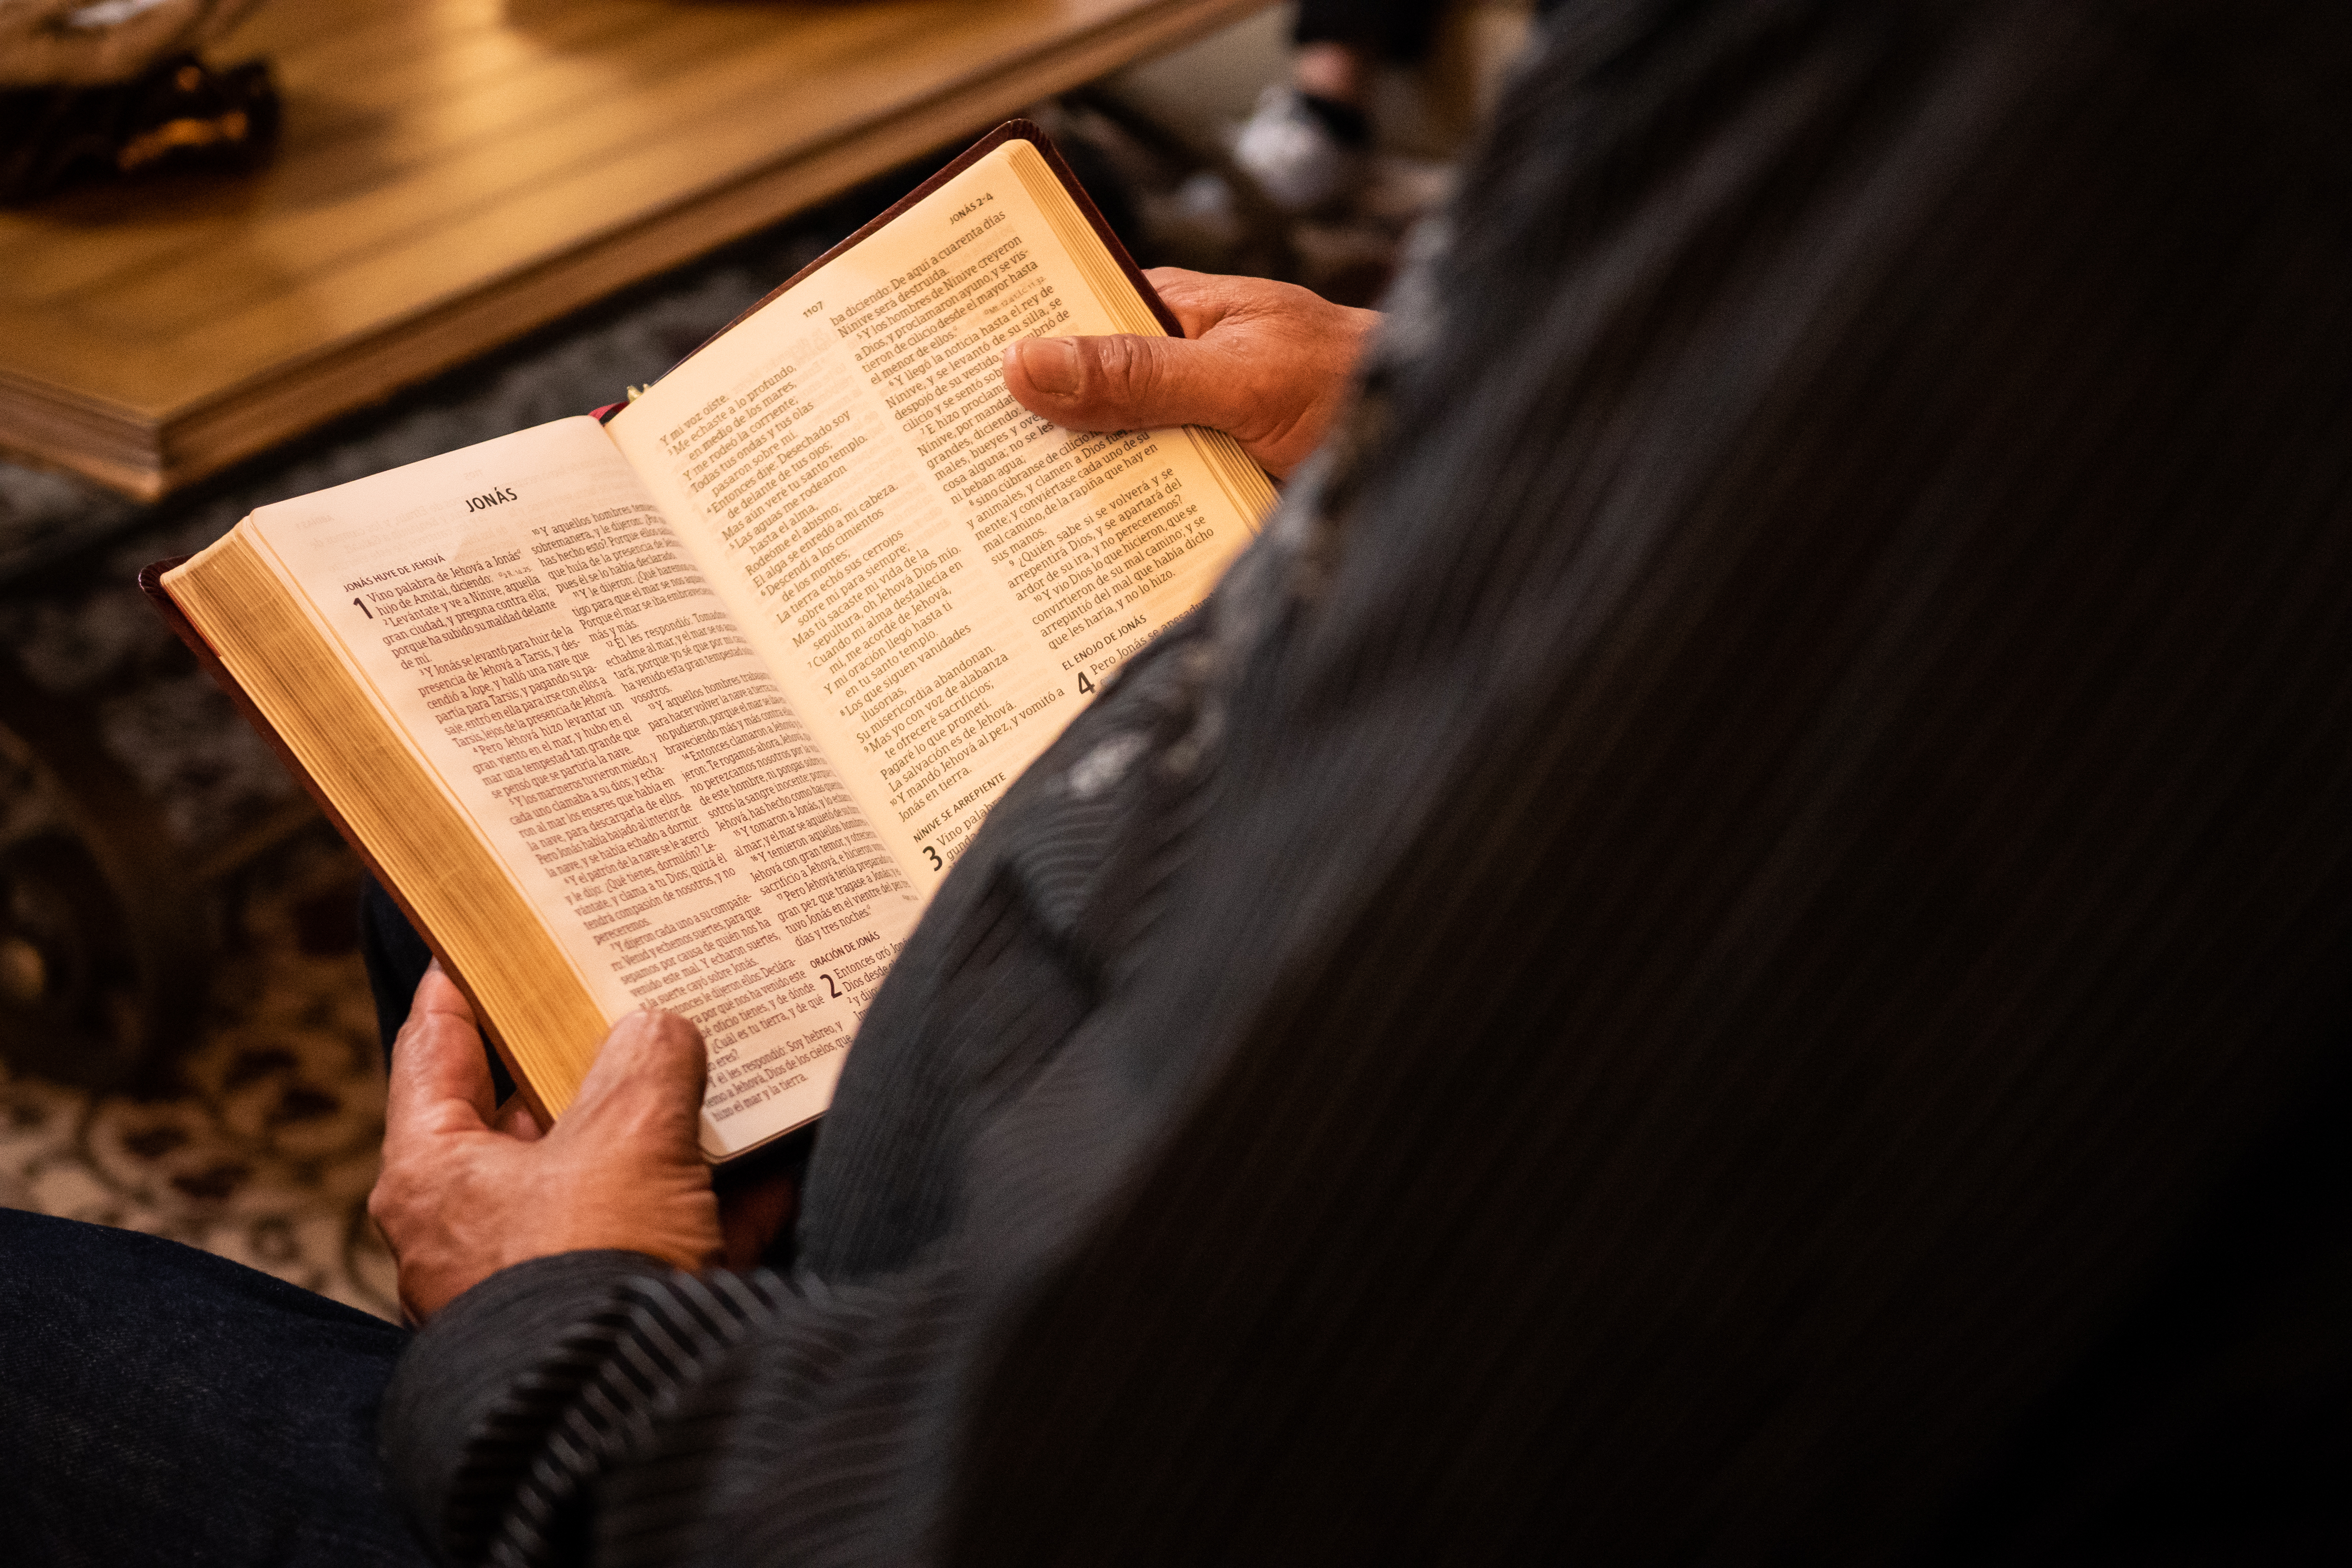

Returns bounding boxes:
[0,0,1267,500]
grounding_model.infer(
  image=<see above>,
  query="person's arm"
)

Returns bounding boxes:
[1000,267,1379,478]
[371,963,967,1565]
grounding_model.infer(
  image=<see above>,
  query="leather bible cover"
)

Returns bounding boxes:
[139,121,1168,1114]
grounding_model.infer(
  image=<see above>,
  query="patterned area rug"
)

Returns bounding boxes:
[0,831,399,1315]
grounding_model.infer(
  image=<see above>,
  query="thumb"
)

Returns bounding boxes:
[1003,333,1249,434]
[558,1005,709,1152]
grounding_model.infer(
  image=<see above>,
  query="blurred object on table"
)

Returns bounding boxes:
[0,49,279,205]
[0,0,262,87]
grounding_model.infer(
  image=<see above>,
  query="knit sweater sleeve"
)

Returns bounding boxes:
[383,1251,983,1568]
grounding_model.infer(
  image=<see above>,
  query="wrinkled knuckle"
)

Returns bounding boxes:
[1096,335,1153,401]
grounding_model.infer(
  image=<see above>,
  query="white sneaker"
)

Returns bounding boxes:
[1231,85,1365,214]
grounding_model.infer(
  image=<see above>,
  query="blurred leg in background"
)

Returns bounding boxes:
[1234,0,1448,212]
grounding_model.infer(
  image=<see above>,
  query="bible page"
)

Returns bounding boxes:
[607,138,1269,897]
[232,418,921,1152]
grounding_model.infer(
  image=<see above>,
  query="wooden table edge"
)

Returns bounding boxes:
[0,0,1269,504]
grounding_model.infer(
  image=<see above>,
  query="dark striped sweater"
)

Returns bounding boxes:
[384,1,2352,1560]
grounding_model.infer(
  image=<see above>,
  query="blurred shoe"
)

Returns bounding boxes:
[1231,84,1366,214]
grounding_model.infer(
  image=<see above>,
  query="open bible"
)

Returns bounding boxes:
[146,124,1278,1160]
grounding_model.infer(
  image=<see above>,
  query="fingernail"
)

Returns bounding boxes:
[1017,337,1082,395]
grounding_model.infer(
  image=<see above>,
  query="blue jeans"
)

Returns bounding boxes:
[0,1206,429,1565]
[0,883,439,1565]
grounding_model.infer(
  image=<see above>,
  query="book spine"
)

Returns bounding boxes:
[136,559,551,1124]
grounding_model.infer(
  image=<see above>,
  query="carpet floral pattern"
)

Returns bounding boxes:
[0,834,399,1316]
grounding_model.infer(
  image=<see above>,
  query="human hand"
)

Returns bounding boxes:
[1000,267,1380,479]
[368,964,723,1323]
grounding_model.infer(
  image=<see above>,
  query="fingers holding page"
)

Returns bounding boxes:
[999,267,1381,478]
